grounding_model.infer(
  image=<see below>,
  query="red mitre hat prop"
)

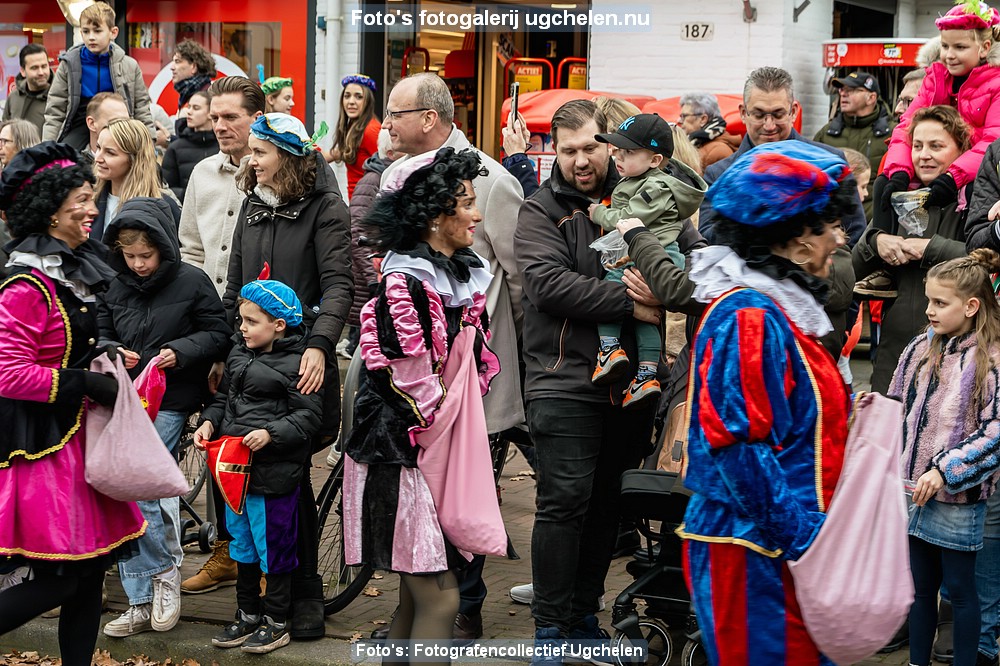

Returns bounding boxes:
[205,436,253,514]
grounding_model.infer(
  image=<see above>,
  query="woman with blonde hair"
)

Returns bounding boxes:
[594,96,641,133]
[92,117,180,240]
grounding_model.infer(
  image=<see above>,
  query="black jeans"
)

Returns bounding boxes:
[909,535,979,666]
[236,562,292,623]
[527,397,653,633]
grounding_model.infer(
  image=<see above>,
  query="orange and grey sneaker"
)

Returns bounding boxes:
[181,540,238,594]
[622,374,661,410]
[592,344,630,385]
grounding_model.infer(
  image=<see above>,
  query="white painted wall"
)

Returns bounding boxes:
[914,0,957,37]
[314,0,361,197]
[588,0,835,136]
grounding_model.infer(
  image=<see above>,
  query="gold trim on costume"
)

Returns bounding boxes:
[0,520,147,561]
[675,524,784,558]
[0,274,53,309]
[0,404,85,469]
[48,368,59,403]
[793,338,826,513]
[217,463,251,474]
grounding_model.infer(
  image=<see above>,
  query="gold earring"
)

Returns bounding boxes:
[431,224,439,233]
[790,241,812,266]
[49,218,59,228]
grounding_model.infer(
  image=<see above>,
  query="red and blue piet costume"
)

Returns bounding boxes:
[678,141,852,664]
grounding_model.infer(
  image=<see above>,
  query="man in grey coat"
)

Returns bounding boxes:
[2,44,51,134]
[379,72,525,640]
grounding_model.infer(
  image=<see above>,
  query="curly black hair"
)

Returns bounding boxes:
[710,180,858,259]
[363,147,487,253]
[6,165,95,240]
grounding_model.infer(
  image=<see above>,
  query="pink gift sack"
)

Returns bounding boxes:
[85,352,190,502]
[133,356,166,421]
[414,326,508,560]
[788,392,913,665]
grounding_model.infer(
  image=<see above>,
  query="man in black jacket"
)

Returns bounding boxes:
[514,99,698,652]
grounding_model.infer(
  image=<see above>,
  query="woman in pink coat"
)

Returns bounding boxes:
[0,142,145,666]
[880,1,1000,218]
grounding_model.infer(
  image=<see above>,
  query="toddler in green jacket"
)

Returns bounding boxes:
[588,113,706,409]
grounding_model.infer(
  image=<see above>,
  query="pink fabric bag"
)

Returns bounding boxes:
[84,352,190,502]
[788,392,914,665]
[133,357,166,421]
[414,326,508,560]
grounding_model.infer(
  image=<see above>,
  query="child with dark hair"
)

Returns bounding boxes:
[97,196,230,638]
[194,278,323,654]
[344,147,499,659]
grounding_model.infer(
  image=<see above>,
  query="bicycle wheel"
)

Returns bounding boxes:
[680,638,708,666]
[177,431,207,504]
[317,457,374,615]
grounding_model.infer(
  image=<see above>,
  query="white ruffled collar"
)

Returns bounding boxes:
[6,251,96,302]
[380,250,493,309]
[689,246,832,338]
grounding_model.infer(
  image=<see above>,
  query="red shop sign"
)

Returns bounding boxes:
[822,40,927,68]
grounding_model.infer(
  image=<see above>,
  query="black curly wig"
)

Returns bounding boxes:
[5,165,95,240]
[710,179,858,259]
[363,147,487,253]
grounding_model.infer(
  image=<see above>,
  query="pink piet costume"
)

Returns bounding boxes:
[342,246,499,574]
[0,247,144,568]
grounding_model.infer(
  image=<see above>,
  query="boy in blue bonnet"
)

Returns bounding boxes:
[194,279,323,654]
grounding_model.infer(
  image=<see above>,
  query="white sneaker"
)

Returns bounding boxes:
[326,437,342,468]
[104,604,153,637]
[509,583,605,611]
[336,338,353,360]
[151,565,181,631]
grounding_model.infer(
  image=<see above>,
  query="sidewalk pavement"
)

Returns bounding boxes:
[2,356,913,664]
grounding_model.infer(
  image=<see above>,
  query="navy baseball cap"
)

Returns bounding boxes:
[832,71,880,95]
[596,113,674,158]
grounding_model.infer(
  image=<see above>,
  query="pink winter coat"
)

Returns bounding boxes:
[883,45,1000,188]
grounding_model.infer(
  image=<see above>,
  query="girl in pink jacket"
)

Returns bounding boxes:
[881,1,1000,216]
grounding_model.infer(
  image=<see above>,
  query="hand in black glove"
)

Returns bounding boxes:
[880,171,911,214]
[84,371,118,407]
[924,173,958,209]
[97,344,119,363]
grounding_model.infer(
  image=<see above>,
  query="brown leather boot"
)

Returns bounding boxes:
[181,540,238,594]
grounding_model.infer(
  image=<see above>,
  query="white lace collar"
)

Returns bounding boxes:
[689,246,832,338]
[6,251,96,302]
[380,250,493,309]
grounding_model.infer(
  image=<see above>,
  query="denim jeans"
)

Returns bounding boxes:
[118,409,186,606]
[979,491,1000,658]
[527,397,653,633]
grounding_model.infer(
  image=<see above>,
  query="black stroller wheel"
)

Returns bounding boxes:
[197,521,216,553]
[614,618,671,666]
[681,638,708,666]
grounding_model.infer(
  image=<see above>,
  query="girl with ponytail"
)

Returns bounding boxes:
[890,247,1000,666]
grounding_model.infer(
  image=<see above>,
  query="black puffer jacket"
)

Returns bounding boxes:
[98,197,230,413]
[348,154,390,325]
[162,119,219,203]
[199,332,324,495]
[222,153,353,438]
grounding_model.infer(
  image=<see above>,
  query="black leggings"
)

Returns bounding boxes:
[0,567,105,666]
[909,536,979,666]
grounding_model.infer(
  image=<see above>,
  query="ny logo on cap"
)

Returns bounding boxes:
[619,116,636,131]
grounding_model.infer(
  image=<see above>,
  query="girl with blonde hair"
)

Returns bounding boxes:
[92,117,180,240]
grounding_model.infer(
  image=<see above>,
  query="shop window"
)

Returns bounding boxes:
[126,21,282,116]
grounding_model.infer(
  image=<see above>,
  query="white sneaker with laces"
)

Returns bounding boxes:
[151,565,181,631]
[104,604,153,637]
[508,583,605,611]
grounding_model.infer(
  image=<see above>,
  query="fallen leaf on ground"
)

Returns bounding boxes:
[362,585,382,597]
[350,632,364,643]
[372,573,384,580]
[508,610,516,616]
[373,619,387,625]
[517,470,535,477]
[181,660,200,666]
[509,476,524,481]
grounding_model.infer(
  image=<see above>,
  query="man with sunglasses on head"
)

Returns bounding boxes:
[699,67,867,246]
[698,66,866,361]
